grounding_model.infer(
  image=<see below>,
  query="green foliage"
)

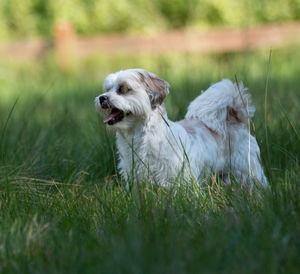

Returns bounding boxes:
[154,0,199,28]
[1,0,36,37]
[0,47,299,272]
[0,0,299,40]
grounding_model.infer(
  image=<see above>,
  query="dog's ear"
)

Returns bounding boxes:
[138,71,170,108]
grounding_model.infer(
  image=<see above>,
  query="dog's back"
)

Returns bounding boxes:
[184,79,267,186]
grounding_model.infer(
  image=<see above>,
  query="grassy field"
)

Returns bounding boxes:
[0,47,299,273]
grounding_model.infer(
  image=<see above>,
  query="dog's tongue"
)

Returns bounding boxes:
[103,109,122,124]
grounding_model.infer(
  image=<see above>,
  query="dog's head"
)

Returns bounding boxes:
[95,69,170,129]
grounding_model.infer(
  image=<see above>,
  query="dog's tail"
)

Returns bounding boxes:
[185,79,255,138]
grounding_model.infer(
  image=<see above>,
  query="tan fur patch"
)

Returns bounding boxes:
[178,119,196,135]
[118,82,130,94]
[227,107,241,124]
[137,71,169,107]
[205,125,219,139]
[179,119,219,140]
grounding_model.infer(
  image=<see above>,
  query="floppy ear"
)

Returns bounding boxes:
[138,71,170,108]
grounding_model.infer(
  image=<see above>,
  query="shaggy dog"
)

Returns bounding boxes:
[95,69,268,187]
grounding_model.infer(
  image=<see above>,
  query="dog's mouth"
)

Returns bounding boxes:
[103,108,131,125]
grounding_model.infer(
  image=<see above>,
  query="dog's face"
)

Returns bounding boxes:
[95,69,170,129]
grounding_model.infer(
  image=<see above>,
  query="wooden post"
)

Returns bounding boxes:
[54,21,77,70]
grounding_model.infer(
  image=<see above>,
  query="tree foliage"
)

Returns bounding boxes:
[0,0,299,39]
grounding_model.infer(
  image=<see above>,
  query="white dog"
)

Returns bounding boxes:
[95,69,267,187]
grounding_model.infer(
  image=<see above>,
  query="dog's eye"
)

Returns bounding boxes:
[117,83,131,94]
[117,85,123,94]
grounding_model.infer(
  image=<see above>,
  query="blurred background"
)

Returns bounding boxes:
[0,0,299,182]
[0,0,300,64]
[0,0,299,39]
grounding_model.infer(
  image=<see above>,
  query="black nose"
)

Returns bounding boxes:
[99,95,110,108]
[99,95,108,104]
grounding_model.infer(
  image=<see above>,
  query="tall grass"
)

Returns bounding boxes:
[0,47,299,273]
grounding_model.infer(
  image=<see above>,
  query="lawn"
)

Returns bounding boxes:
[0,47,299,273]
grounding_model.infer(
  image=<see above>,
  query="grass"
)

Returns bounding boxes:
[0,47,299,273]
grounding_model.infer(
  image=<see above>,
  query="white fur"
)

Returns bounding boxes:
[95,69,268,187]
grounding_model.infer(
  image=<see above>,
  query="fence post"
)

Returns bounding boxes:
[54,21,77,70]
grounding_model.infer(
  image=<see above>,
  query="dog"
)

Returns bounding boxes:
[95,69,268,187]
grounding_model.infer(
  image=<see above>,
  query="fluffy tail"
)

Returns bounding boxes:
[185,79,255,138]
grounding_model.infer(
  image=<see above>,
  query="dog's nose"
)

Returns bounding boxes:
[99,95,110,108]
